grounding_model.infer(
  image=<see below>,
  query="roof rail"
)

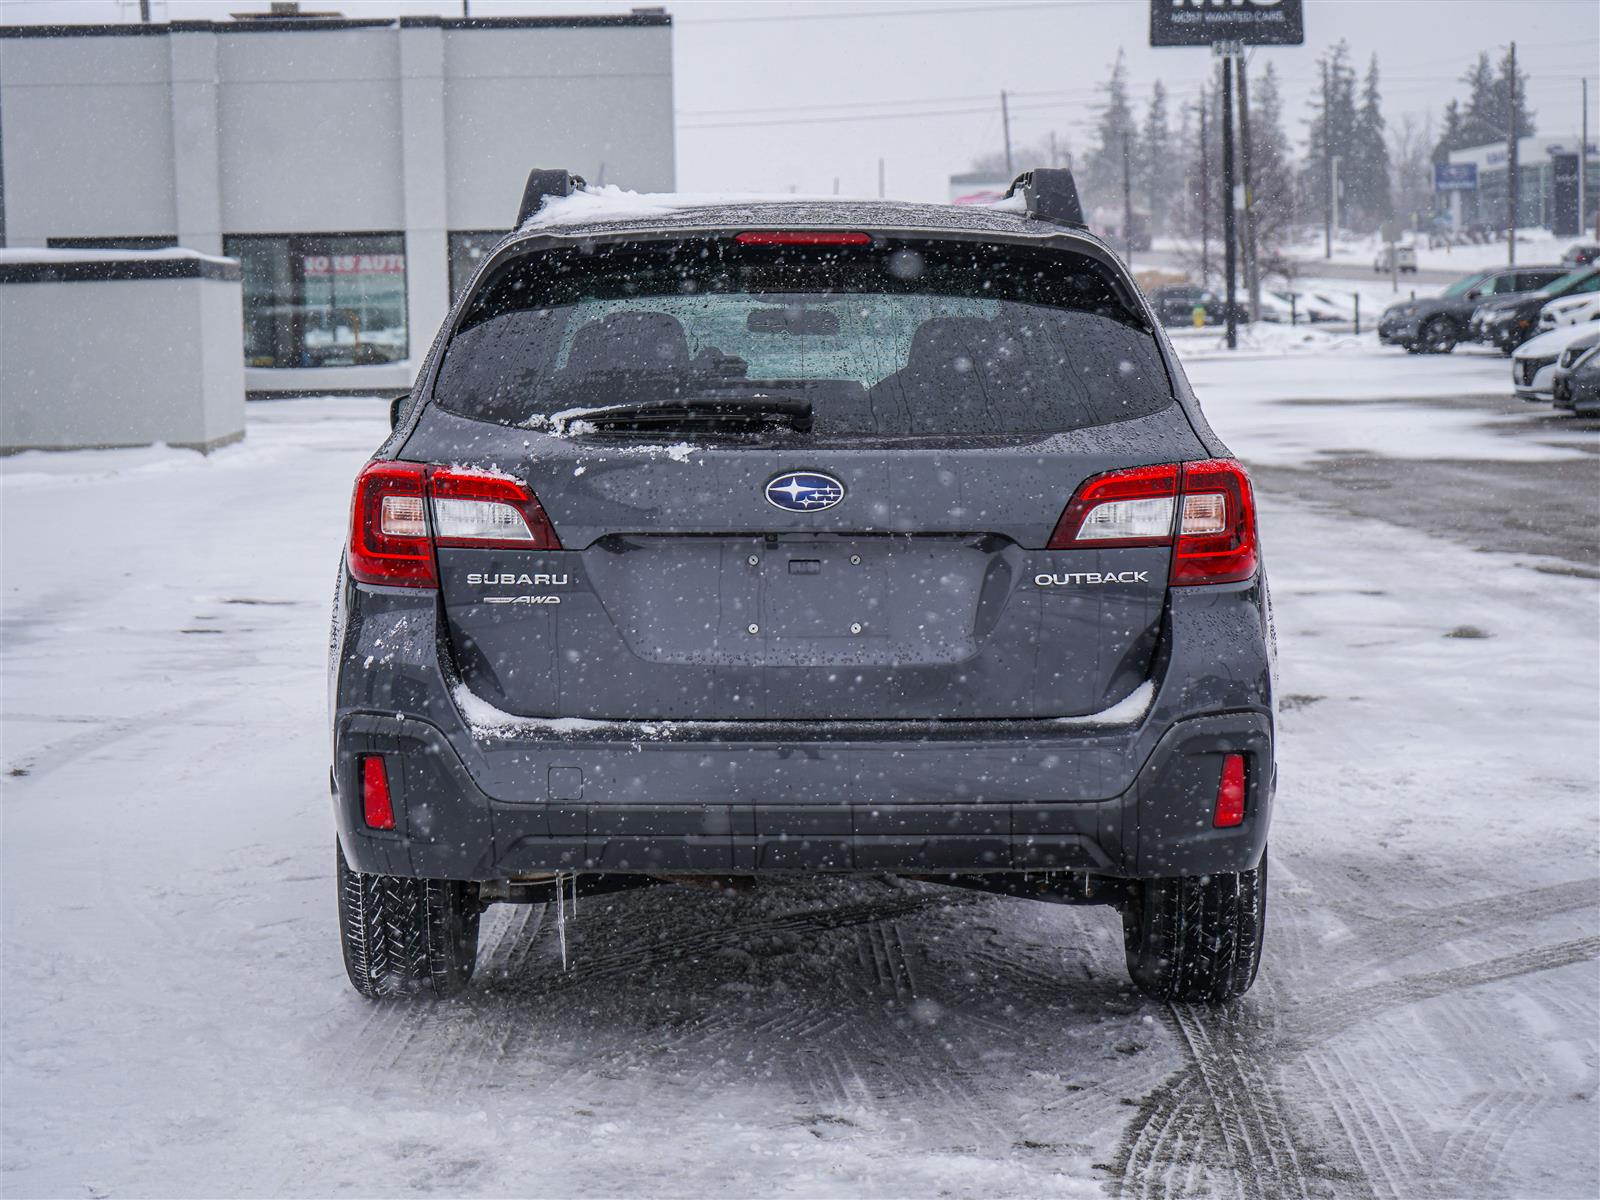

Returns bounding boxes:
[1004,168,1086,229]
[516,168,587,226]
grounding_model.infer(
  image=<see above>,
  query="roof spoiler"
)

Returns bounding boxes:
[1004,168,1086,229]
[516,168,587,226]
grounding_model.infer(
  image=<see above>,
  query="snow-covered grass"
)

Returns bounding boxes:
[1172,329,1594,466]
[1,369,1595,1197]
[1281,227,1577,274]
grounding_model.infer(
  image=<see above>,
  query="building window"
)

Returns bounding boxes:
[47,236,179,250]
[224,234,407,368]
[449,231,507,300]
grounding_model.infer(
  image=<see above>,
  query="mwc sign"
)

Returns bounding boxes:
[1150,0,1304,47]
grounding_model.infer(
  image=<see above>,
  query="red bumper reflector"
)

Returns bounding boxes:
[1213,753,1246,828]
[360,755,396,831]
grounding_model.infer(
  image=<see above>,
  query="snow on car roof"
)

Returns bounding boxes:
[516,184,1080,241]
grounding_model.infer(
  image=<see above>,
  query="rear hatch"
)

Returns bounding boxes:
[403,231,1209,721]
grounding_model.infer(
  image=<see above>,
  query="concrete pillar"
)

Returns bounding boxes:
[399,23,449,383]
[168,30,223,256]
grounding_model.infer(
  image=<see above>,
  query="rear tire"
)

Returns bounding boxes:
[336,841,480,999]
[1122,856,1266,1004]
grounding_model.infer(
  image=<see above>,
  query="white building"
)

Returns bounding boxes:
[1445,134,1598,236]
[0,7,675,396]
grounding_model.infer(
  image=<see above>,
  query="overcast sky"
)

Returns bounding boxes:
[2,0,1595,202]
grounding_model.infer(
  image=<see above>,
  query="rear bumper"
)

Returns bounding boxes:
[331,579,1277,883]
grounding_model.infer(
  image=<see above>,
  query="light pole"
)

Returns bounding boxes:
[1507,41,1518,266]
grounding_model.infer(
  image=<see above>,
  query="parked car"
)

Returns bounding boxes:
[330,168,1276,1005]
[1560,243,1600,268]
[1509,319,1600,401]
[1149,284,1248,327]
[1537,290,1600,332]
[1373,243,1418,273]
[1552,335,1600,415]
[1470,265,1600,353]
[1378,265,1566,354]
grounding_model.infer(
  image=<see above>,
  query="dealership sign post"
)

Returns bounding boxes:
[1151,0,1305,350]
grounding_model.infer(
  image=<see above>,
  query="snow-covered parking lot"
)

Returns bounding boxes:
[3,339,1597,1199]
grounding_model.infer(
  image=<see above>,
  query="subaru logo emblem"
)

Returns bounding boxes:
[765,471,845,513]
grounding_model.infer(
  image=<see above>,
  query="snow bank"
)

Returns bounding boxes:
[0,245,236,267]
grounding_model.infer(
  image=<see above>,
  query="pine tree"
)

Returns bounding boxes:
[1433,99,1464,164]
[1349,54,1393,231]
[1085,49,1139,218]
[1493,45,1536,141]
[1457,53,1500,148]
[1432,49,1537,161]
[1303,40,1359,233]
[1248,63,1296,255]
[1141,81,1173,237]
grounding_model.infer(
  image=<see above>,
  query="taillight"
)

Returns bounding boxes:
[429,467,560,550]
[349,462,435,587]
[1170,459,1258,586]
[347,462,562,588]
[1047,463,1178,549]
[1047,458,1258,586]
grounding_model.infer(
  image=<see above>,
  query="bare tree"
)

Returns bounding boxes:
[1389,112,1436,235]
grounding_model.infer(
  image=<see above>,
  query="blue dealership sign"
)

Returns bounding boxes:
[1434,163,1478,192]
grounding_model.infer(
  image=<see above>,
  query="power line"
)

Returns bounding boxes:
[680,85,1103,120]
[680,97,1090,132]
[677,2,1089,25]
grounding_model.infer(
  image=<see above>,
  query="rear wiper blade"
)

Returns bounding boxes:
[554,397,812,434]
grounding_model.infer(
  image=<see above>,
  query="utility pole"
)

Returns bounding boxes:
[1123,129,1135,263]
[1221,48,1238,350]
[1331,155,1342,242]
[139,0,151,19]
[1199,86,1211,287]
[1583,79,1590,239]
[1001,91,1014,177]
[1322,59,1332,258]
[877,157,886,200]
[1507,41,1518,265]
[1237,50,1258,322]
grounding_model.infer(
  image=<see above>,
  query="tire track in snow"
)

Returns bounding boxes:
[1110,934,1600,1199]
[328,884,985,1101]
[1321,877,1599,977]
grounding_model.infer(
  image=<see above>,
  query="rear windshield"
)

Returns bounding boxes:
[433,237,1172,441]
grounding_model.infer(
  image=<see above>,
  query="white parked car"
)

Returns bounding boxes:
[1510,318,1600,400]
[1537,291,1600,332]
[1374,244,1418,273]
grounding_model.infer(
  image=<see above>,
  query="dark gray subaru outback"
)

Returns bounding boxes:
[330,168,1275,1005]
